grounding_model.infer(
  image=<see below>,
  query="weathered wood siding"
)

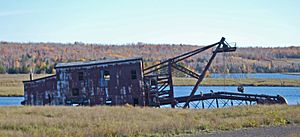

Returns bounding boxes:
[23,75,57,105]
[56,58,144,106]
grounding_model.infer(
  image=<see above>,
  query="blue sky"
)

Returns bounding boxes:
[0,0,299,47]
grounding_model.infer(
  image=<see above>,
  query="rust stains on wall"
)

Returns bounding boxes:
[23,58,145,106]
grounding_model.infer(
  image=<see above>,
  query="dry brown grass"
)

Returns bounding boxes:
[0,74,50,96]
[0,105,299,137]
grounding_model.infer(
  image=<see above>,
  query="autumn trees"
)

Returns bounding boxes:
[0,41,299,74]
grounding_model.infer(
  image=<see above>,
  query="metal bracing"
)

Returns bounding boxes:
[143,37,237,107]
[159,91,287,108]
[143,37,287,108]
[172,63,200,79]
[167,96,271,109]
[182,37,236,108]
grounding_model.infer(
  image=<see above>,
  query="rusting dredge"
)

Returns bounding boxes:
[23,37,288,107]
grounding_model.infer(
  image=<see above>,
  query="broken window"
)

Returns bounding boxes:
[72,88,79,96]
[131,70,137,80]
[104,71,110,80]
[78,72,84,81]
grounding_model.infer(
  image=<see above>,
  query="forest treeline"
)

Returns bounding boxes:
[0,41,299,75]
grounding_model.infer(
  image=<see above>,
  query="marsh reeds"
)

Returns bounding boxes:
[0,105,299,137]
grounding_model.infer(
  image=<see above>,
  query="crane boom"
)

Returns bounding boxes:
[143,37,236,108]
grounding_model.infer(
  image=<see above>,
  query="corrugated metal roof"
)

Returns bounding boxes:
[55,57,142,69]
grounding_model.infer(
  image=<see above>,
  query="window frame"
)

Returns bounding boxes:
[78,72,84,81]
[72,88,79,96]
[131,70,137,80]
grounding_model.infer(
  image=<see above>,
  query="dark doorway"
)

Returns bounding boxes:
[133,98,139,106]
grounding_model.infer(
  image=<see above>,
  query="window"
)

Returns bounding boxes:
[78,72,84,81]
[131,70,137,80]
[72,88,79,96]
[104,71,110,80]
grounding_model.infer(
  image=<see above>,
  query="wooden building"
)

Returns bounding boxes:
[23,75,57,105]
[23,58,145,106]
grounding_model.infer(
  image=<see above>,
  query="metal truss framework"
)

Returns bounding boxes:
[143,37,287,108]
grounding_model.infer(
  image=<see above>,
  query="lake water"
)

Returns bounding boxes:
[210,73,300,79]
[174,86,300,105]
[1,86,299,106]
[0,97,24,106]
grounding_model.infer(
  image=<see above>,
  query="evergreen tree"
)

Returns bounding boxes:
[0,64,5,74]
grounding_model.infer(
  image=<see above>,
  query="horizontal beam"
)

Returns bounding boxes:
[159,91,287,106]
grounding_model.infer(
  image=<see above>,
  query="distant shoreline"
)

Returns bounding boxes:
[173,77,300,87]
[0,95,23,97]
[285,72,300,75]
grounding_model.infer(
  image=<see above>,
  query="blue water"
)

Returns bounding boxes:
[0,97,24,106]
[210,73,300,79]
[174,86,300,105]
[0,86,299,106]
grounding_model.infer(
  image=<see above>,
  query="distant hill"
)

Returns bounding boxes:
[0,41,299,74]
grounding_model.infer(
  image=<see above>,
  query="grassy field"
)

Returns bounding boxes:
[0,74,51,96]
[0,105,299,137]
[0,74,299,96]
